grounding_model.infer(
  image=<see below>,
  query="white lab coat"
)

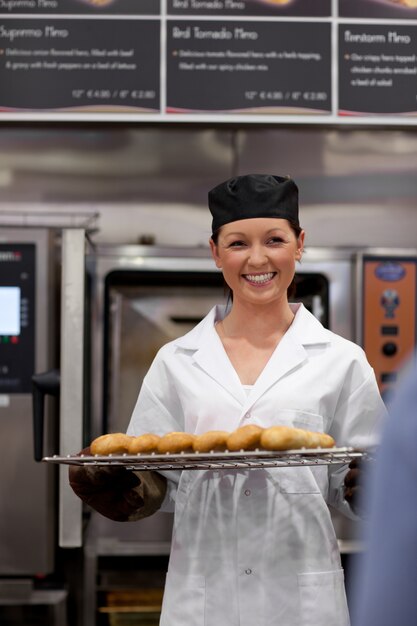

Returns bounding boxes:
[128,303,385,626]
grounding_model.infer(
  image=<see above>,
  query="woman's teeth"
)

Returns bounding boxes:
[244,272,275,284]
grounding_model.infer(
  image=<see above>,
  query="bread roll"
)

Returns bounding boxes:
[90,433,132,455]
[128,434,161,454]
[157,432,195,454]
[260,426,310,451]
[317,433,336,449]
[261,426,336,450]
[193,430,230,452]
[302,430,323,449]
[227,425,264,451]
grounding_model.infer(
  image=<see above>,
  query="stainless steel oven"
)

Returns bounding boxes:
[0,226,87,624]
[0,228,57,577]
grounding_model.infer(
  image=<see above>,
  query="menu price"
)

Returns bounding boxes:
[166,21,331,114]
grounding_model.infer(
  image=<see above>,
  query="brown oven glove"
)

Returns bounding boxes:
[344,457,368,518]
[68,447,167,522]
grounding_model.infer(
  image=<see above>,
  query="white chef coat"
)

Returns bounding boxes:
[127,303,385,626]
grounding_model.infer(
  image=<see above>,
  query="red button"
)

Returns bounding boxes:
[10,336,19,344]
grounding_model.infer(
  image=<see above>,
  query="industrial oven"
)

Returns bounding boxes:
[0,226,86,625]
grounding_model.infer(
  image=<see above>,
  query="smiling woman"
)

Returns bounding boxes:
[69,174,386,626]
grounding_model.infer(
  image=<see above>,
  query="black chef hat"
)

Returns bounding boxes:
[208,174,299,234]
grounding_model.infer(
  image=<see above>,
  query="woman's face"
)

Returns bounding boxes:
[209,217,304,307]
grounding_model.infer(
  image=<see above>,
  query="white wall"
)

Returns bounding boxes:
[1,200,415,250]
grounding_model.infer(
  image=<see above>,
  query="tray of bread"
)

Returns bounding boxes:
[43,425,370,470]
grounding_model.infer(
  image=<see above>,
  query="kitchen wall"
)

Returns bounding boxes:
[0,125,416,248]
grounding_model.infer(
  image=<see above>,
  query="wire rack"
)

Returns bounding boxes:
[43,447,370,471]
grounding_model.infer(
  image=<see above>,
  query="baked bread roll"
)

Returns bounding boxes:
[193,430,230,452]
[261,426,336,450]
[90,433,132,455]
[302,430,323,449]
[227,425,264,451]
[317,433,336,449]
[128,434,161,454]
[260,426,310,451]
[157,432,195,454]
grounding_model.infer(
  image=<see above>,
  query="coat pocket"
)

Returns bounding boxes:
[298,569,350,626]
[160,572,206,626]
[259,408,325,432]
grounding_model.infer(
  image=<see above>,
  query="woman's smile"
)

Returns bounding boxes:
[243,271,277,286]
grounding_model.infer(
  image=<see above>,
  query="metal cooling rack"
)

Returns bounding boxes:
[43,447,369,471]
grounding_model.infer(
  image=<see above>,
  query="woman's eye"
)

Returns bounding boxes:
[228,240,246,247]
[268,237,285,245]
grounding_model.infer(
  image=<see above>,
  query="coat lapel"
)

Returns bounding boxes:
[174,304,331,413]
[241,333,308,413]
[240,305,331,416]
[174,306,247,406]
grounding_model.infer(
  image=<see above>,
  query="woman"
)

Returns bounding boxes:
[70,174,385,626]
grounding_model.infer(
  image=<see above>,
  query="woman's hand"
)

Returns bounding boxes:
[68,446,145,521]
[344,458,367,517]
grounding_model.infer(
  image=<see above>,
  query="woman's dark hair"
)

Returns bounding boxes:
[211,219,303,302]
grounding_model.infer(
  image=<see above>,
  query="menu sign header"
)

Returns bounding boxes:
[1,0,417,122]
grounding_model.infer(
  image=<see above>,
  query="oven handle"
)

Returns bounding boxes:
[32,368,60,462]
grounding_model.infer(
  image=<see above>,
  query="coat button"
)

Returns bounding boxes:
[244,412,251,419]
[245,569,252,575]
[244,489,251,496]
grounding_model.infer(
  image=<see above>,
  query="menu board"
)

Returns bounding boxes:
[339,24,417,116]
[0,19,160,112]
[0,0,417,122]
[166,21,331,114]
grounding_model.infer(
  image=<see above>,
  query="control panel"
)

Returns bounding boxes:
[0,244,35,393]
[361,255,417,397]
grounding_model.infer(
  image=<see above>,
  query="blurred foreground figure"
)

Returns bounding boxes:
[352,354,417,626]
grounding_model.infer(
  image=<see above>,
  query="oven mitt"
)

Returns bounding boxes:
[344,458,368,518]
[68,447,167,522]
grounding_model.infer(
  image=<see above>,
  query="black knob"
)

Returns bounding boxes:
[382,342,397,357]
